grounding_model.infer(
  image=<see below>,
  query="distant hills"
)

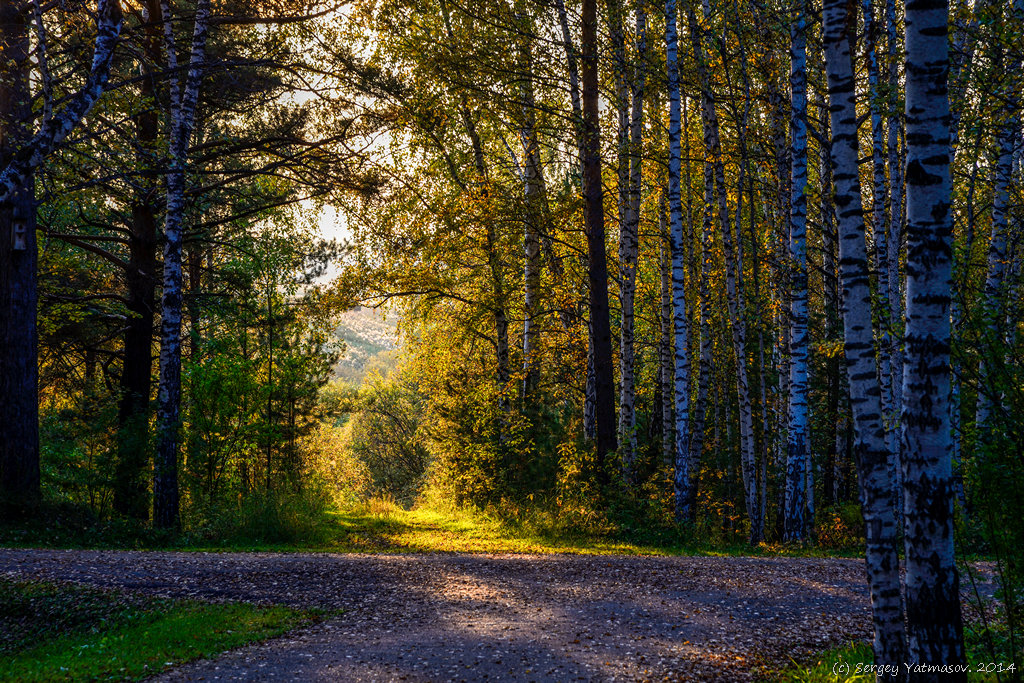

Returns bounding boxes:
[332,306,400,384]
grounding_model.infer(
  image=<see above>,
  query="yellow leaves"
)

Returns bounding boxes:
[814,339,845,360]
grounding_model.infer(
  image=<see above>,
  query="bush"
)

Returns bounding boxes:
[188,490,336,546]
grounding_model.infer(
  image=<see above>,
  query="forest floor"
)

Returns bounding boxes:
[0,548,960,682]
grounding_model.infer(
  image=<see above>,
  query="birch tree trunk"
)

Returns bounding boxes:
[885,0,904,465]
[619,3,647,480]
[976,0,1022,430]
[154,0,212,529]
[865,0,905,522]
[519,19,543,402]
[902,0,966,669]
[864,0,896,454]
[822,0,907,667]
[667,0,693,521]
[660,201,676,469]
[784,0,809,543]
[0,0,123,202]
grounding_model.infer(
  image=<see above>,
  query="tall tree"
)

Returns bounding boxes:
[618,0,647,480]
[822,0,906,667]
[154,0,212,529]
[863,0,897,482]
[783,0,809,543]
[581,0,617,476]
[666,0,692,521]
[114,0,163,520]
[975,0,1023,431]
[0,0,122,510]
[901,0,966,669]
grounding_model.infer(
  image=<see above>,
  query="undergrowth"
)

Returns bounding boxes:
[0,492,866,557]
[0,579,320,682]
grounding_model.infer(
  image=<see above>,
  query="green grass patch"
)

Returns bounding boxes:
[0,579,322,682]
[181,498,862,557]
[768,642,876,682]
[0,497,865,557]
[768,625,1021,683]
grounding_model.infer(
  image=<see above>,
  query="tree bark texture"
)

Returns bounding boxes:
[901,0,966,671]
[823,0,907,668]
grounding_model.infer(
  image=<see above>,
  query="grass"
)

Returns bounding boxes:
[769,624,1022,683]
[0,497,865,557]
[0,579,323,682]
[308,502,860,557]
[767,642,876,682]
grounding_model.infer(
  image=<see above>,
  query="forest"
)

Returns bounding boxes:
[0,0,1021,678]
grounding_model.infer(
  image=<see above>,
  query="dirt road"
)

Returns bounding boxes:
[0,549,875,681]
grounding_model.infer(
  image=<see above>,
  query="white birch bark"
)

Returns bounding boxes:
[822,0,906,668]
[976,0,1022,430]
[901,0,966,668]
[518,17,543,401]
[667,0,692,521]
[619,3,647,480]
[660,199,676,469]
[865,0,901,521]
[154,0,211,529]
[784,0,809,543]
[885,0,904,456]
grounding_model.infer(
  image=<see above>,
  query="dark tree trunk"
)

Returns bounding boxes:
[581,0,616,479]
[114,203,158,520]
[0,2,39,511]
[114,3,162,519]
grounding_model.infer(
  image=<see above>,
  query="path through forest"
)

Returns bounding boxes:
[0,549,878,680]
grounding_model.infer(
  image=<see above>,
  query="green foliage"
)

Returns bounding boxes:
[185,489,338,547]
[0,580,316,683]
[39,391,119,515]
[814,503,865,550]
[342,370,429,506]
[957,262,1024,676]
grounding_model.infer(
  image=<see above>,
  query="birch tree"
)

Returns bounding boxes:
[619,1,647,479]
[975,0,1023,431]
[154,0,212,529]
[667,0,692,521]
[863,0,897,475]
[822,0,906,666]
[901,0,966,667]
[783,0,809,543]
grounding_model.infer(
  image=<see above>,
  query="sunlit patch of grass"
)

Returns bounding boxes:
[0,579,323,683]
[1,496,864,557]
[303,503,861,557]
[768,625,1021,683]
[766,642,875,682]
